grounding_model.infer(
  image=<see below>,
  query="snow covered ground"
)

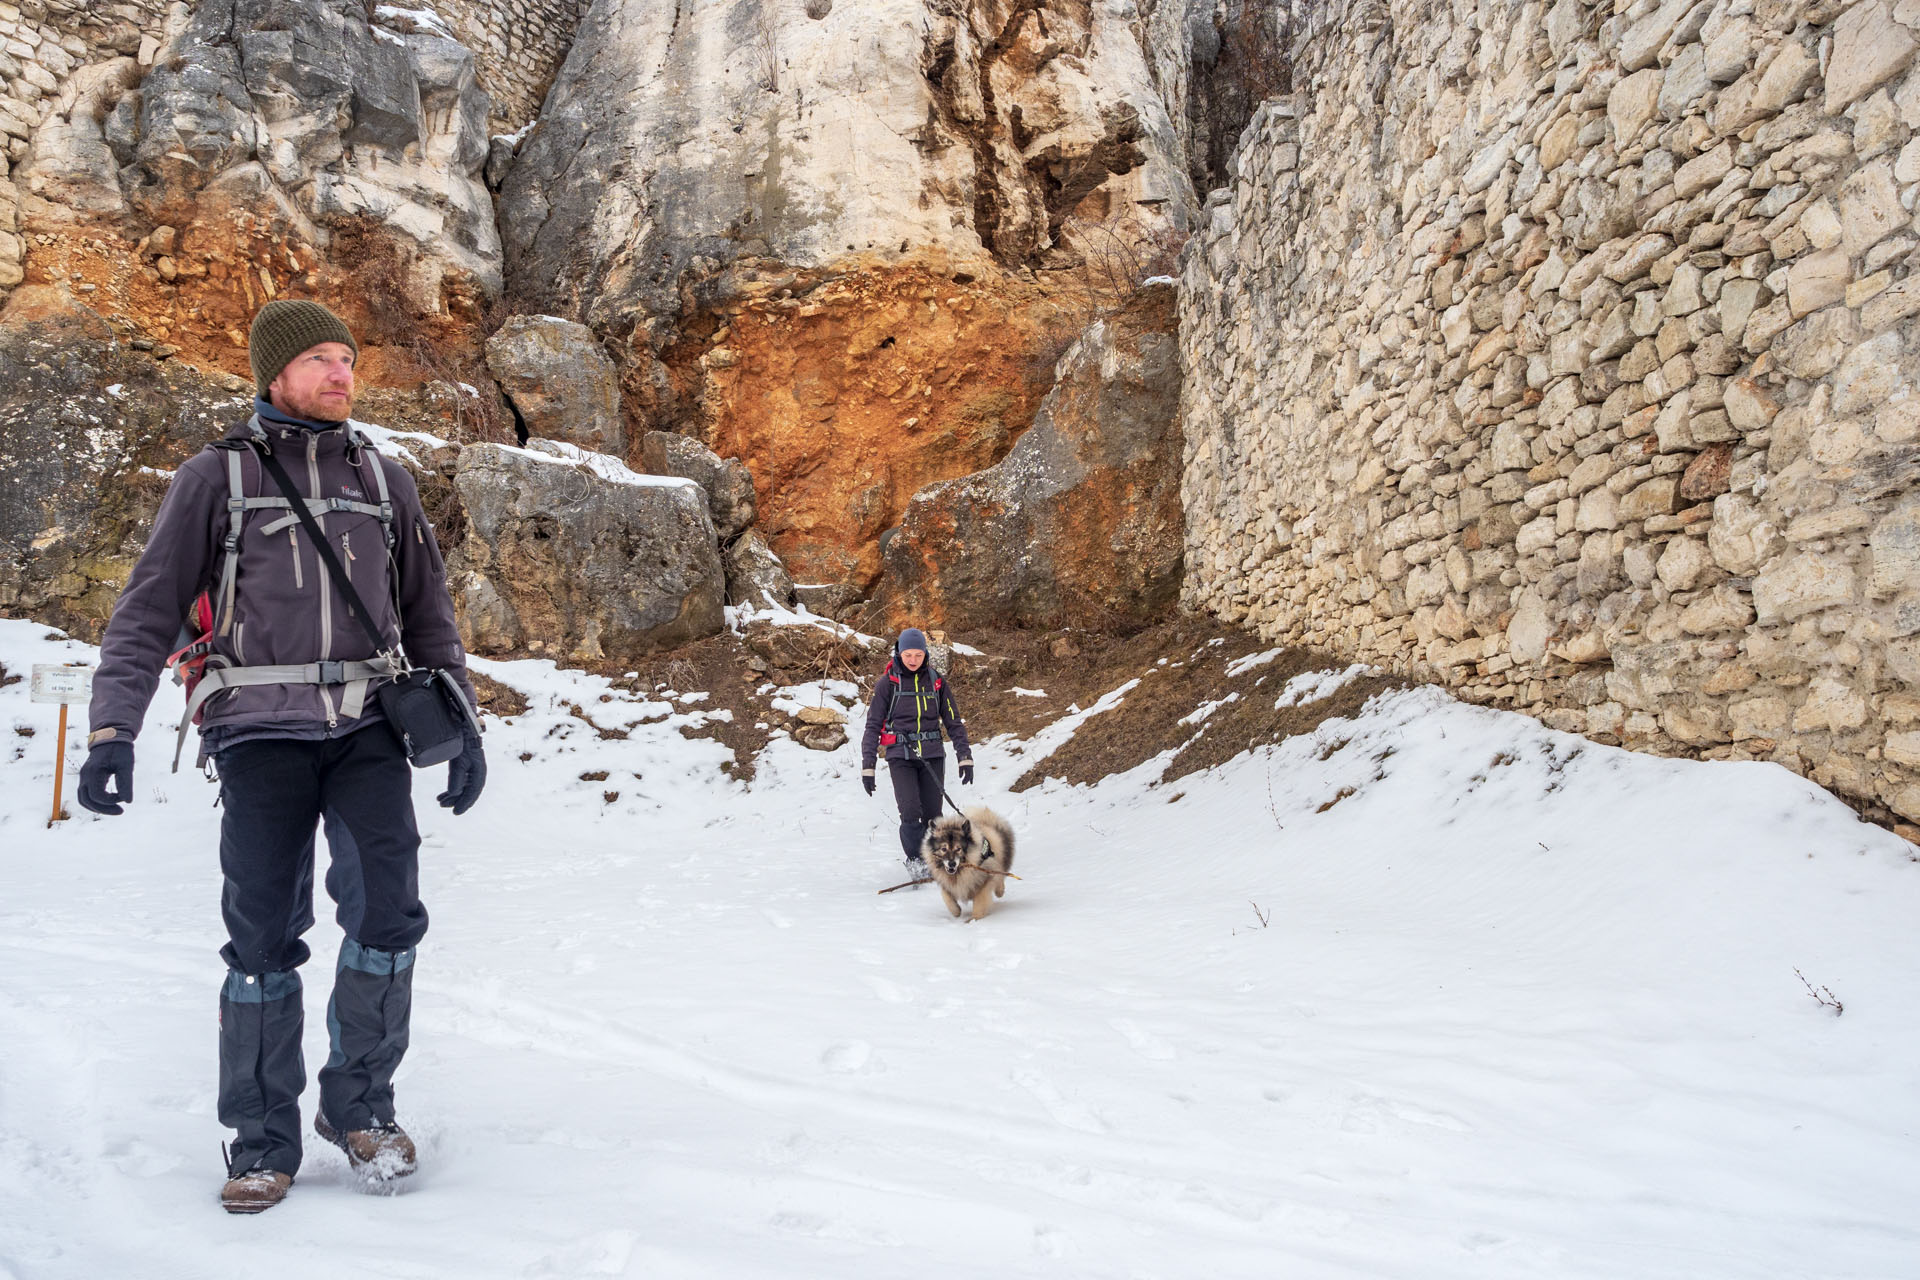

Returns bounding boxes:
[3,615,1918,1279]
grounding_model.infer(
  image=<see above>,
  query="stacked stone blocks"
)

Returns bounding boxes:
[1180,0,1920,825]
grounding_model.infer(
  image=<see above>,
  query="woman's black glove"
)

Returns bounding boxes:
[77,740,135,815]
[862,772,876,796]
[958,760,974,786]
[437,727,487,815]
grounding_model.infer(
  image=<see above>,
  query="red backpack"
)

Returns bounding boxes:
[165,590,217,723]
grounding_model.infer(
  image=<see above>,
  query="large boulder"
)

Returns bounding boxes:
[484,315,625,454]
[724,530,796,611]
[452,440,725,660]
[879,284,1182,630]
[641,430,755,538]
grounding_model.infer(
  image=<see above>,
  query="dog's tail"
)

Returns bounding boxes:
[964,807,1015,869]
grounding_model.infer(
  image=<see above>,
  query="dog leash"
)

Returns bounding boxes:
[910,754,970,818]
[909,754,1019,867]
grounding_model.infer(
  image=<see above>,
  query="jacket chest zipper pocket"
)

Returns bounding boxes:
[288,529,303,589]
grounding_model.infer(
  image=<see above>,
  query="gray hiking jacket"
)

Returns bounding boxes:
[88,409,474,751]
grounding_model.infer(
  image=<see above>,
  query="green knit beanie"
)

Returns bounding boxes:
[248,300,359,394]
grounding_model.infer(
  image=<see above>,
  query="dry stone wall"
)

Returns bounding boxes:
[1181,0,1920,825]
[0,1,179,288]
[427,0,589,129]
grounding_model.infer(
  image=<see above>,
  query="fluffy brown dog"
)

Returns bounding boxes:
[921,807,1017,920]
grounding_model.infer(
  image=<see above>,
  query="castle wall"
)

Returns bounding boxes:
[1180,0,1920,824]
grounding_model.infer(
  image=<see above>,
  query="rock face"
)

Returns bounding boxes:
[485,315,623,455]
[641,430,755,539]
[880,284,1182,630]
[112,0,499,296]
[453,440,725,661]
[1179,0,1920,825]
[693,268,1078,588]
[0,283,270,638]
[491,0,1223,587]
[0,0,1282,633]
[0,0,504,389]
[499,0,1192,337]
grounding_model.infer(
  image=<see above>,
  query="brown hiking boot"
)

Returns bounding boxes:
[220,1167,293,1214]
[314,1111,417,1181]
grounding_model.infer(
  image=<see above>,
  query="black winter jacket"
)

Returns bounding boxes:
[860,650,971,770]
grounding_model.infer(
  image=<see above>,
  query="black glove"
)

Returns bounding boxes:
[77,740,135,816]
[862,772,876,796]
[958,761,974,786]
[437,727,486,815]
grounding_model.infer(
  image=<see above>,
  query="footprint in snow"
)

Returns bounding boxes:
[1014,1069,1108,1134]
[1109,1018,1177,1061]
[1033,1225,1075,1258]
[862,975,913,1004]
[526,1228,640,1276]
[822,1041,876,1074]
[1341,1092,1471,1134]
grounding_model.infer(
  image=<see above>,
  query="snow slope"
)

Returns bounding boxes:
[2,616,1917,1279]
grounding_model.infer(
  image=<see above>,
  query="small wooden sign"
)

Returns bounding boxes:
[30,664,93,704]
[31,664,91,826]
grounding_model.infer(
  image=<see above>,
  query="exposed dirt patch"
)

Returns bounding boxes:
[469,671,528,718]
[534,620,885,786]
[470,615,1411,793]
[921,617,1411,792]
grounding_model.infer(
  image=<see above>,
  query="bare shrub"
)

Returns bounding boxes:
[1795,968,1845,1016]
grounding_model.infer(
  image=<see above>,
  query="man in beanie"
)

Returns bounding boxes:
[77,299,486,1212]
[860,626,975,882]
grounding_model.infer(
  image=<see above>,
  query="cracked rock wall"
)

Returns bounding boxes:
[1181,0,1920,824]
[500,0,1193,341]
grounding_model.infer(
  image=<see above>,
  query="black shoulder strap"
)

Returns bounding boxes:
[253,440,397,664]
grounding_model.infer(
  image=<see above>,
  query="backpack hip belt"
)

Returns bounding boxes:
[173,658,398,768]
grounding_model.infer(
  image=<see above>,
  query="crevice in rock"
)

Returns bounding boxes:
[501,389,530,445]
[922,0,1050,266]
[1187,0,1293,195]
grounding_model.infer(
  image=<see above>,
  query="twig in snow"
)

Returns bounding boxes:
[1264,753,1288,835]
[1794,968,1844,1016]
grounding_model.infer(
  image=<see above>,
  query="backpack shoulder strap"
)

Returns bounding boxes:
[347,425,398,550]
[214,445,248,637]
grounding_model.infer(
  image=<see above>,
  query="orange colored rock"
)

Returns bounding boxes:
[692,267,1071,588]
[877,284,1182,631]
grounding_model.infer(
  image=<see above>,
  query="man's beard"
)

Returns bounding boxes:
[280,385,354,422]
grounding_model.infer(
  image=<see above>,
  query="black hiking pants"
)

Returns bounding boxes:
[214,728,426,1177]
[889,755,945,861]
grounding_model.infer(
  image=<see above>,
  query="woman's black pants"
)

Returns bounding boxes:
[888,755,945,860]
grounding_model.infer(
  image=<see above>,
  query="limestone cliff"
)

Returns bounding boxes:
[0,0,1261,660]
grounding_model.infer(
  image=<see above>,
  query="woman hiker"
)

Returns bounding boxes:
[860,627,974,883]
